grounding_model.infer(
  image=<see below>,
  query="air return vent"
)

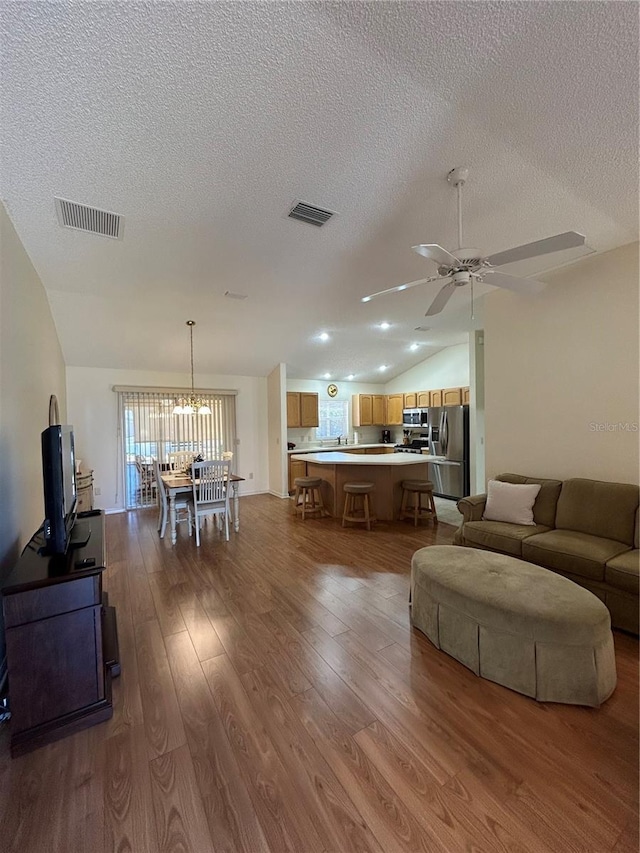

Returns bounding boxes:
[288,200,335,227]
[55,197,124,239]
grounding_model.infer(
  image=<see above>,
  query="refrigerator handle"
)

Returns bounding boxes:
[440,410,448,456]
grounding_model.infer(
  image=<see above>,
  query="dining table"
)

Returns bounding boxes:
[160,471,245,545]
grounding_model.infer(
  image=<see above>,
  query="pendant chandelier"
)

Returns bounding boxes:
[172,320,212,415]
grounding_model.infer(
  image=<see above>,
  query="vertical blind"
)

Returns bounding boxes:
[115,388,237,509]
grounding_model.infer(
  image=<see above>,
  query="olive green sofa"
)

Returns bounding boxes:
[453,474,639,634]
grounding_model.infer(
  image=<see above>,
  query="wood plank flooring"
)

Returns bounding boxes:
[0,494,638,852]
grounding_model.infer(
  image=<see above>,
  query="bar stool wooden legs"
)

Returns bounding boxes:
[342,482,376,530]
[293,477,327,519]
[400,479,438,526]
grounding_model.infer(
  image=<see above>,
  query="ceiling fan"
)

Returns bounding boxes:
[361,167,589,316]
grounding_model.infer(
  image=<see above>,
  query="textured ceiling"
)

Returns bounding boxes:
[1,1,638,382]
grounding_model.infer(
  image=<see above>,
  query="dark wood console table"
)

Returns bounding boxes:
[1,512,119,757]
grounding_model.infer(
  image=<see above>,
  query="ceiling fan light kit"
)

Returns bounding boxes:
[362,167,589,316]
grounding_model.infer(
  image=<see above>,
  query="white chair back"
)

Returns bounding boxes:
[154,457,168,515]
[190,459,231,545]
[192,459,230,504]
[168,451,196,472]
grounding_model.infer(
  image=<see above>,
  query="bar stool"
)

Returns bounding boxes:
[342,482,376,531]
[400,480,438,527]
[293,477,327,520]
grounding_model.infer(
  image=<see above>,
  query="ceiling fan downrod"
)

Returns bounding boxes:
[447,167,468,251]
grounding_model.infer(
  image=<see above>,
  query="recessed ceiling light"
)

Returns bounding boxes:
[378,322,391,330]
[323,373,331,379]
[347,374,355,380]
[379,365,388,372]
[319,332,330,341]
[410,343,419,351]
[361,296,371,303]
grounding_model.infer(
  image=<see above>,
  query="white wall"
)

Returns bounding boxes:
[0,204,67,675]
[383,343,470,394]
[267,364,287,497]
[66,366,268,511]
[485,242,639,485]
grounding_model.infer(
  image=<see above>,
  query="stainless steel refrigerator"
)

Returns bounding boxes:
[429,405,470,500]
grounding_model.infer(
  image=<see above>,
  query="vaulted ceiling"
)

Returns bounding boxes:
[1,1,637,382]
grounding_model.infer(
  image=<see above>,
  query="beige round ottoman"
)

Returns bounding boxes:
[411,546,616,706]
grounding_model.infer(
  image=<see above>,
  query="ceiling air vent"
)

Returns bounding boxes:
[55,197,124,239]
[414,326,432,332]
[288,200,335,227]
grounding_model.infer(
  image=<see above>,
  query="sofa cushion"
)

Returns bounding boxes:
[463,521,551,557]
[523,530,630,582]
[605,550,640,595]
[496,474,562,528]
[555,479,639,546]
[483,480,541,525]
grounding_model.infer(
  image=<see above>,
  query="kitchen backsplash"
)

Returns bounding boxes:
[287,425,405,446]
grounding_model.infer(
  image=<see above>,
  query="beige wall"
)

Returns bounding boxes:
[485,242,639,485]
[383,343,470,393]
[0,204,67,674]
[66,366,268,511]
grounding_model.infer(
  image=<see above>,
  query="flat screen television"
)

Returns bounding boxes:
[42,424,77,554]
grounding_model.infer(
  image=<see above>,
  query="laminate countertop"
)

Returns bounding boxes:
[287,443,393,455]
[290,452,444,466]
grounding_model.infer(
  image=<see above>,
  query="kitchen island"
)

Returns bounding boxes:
[291,451,443,521]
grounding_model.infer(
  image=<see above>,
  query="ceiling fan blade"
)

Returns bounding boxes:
[412,244,461,267]
[486,231,586,267]
[482,270,546,294]
[425,280,457,316]
[361,276,440,303]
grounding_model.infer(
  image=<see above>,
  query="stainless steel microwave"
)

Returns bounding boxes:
[402,408,429,427]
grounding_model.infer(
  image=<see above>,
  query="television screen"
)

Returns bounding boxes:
[42,425,77,554]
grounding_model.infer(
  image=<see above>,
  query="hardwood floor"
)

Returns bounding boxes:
[1,494,638,852]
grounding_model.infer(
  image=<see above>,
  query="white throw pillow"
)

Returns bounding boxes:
[482,480,542,526]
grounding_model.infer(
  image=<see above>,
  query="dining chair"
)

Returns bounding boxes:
[154,457,192,539]
[167,450,196,472]
[135,454,156,503]
[189,459,231,547]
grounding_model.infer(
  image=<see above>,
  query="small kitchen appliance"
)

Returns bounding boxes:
[381,429,391,443]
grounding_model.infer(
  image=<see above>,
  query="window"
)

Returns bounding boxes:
[317,399,349,439]
[116,389,237,509]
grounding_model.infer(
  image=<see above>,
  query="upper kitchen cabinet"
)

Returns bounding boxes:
[442,387,463,406]
[404,392,417,409]
[417,391,430,408]
[352,394,373,427]
[386,394,404,425]
[462,386,470,404]
[352,394,386,426]
[372,395,386,426]
[287,392,319,428]
[430,389,443,407]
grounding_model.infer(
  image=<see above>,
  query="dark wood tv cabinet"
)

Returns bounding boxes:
[1,512,119,757]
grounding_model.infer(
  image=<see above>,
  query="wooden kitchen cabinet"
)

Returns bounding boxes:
[442,387,463,406]
[386,394,404,425]
[430,389,443,407]
[352,394,373,427]
[300,393,319,427]
[288,457,307,493]
[461,386,470,404]
[287,392,319,428]
[404,392,417,409]
[417,391,430,408]
[372,395,386,426]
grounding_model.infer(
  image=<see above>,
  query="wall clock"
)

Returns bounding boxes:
[327,384,338,398]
